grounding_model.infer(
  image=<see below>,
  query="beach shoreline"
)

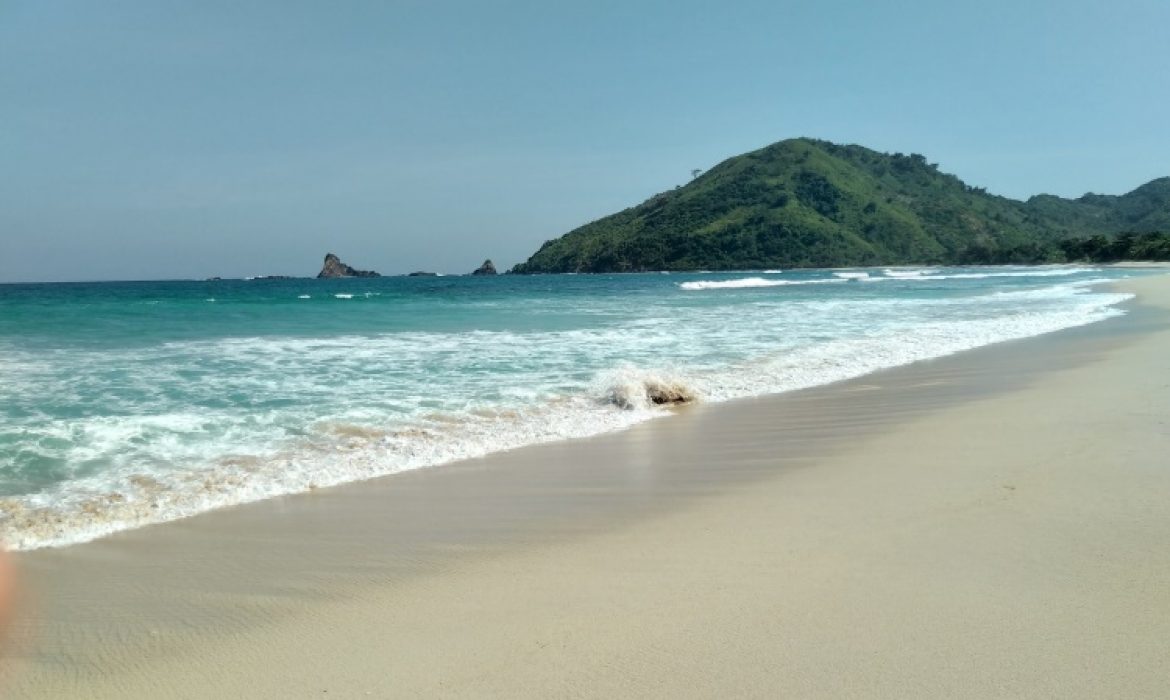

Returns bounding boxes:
[3,274,1169,698]
[0,265,1139,555]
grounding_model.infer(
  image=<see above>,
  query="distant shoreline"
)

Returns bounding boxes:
[2,260,1169,286]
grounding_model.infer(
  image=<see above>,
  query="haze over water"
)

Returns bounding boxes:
[0,266,1142,549]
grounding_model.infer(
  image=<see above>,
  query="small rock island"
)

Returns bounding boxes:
[471,259,497,275]
[317,253,380,279]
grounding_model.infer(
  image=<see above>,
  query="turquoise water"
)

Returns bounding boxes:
[0,266,1144,549]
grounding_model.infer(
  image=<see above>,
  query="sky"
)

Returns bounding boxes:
[2,0,1168,282]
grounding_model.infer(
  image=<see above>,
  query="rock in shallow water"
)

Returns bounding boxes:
[608,376,697,410]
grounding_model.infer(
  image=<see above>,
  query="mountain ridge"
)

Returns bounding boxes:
[512,138,1170,273]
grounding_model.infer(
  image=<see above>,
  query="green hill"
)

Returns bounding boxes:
[511,139,1170,272]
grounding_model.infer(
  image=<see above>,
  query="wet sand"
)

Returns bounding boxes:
[3,276,1169,698]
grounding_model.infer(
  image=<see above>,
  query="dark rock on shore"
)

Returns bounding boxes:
[317,253,380,278]
[471,259,498,275]
[607,377,697,410]
[407,271,438,277]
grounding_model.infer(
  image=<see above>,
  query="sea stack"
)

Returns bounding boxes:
[317,253,380,278]
[471,259,498,276]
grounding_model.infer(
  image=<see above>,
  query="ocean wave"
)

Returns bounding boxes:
[0,393,667,551]
[679,277,844,290]
[0,273,1134,551]
[942,268,1099,279]
[834,271,871,280]
[874,266,1100,282]
[882,268,938,278]
[987,281,1112,300]
[680,277,785,290]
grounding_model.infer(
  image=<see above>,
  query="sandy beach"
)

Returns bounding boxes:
[3,274,1169,698]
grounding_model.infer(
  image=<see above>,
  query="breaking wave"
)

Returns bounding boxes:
[874,266,1100,282]
[0,269,1135,551]
[883,268,938,278]
[680,277,844,290]
[602,369,699,410]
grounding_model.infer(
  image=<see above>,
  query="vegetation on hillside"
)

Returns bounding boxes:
[511,139,1170,272]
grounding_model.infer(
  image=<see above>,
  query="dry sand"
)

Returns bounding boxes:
[3,276,1170,699]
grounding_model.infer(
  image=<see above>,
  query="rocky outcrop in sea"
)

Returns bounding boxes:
[471,259,497,275]
[317,253,380,278]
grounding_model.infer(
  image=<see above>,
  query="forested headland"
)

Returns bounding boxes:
[512,139,1170,273]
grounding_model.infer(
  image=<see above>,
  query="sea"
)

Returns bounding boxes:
[0,265,1148,550]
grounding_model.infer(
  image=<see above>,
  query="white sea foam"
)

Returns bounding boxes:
[680,277,785,290]
[0,271,1137,551]
[601,367,699,410]
[834,271,870,280]
[883,268,938,278]
[680,277,844,290]
[941,268,1098,279]
[880,266,1099,282]
[0,397,663,551]
[298,294,311,299]
[334,293,354,299]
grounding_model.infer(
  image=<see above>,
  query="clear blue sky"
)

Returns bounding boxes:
[2,0,1168,282]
